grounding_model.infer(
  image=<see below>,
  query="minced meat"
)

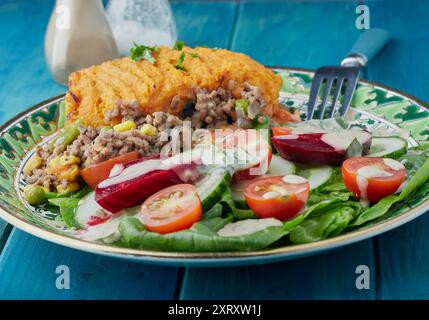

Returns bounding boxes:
[24,83,267,190]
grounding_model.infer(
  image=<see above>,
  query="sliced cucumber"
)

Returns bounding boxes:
[231,179,248,208]
[75,192,109,228]
[297,165,334,190]
[196,167,232,210]
[265,154,296,177]
[76,193,139,242]
[231,155,296,207]
[368,136,407,159]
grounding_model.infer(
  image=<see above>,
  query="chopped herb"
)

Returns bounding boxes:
[175,51,187,71]
[188,52,200,58]
[173,40,185,51]
[130,42,158,64]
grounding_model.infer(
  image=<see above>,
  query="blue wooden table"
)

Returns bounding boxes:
[1,0,428,300]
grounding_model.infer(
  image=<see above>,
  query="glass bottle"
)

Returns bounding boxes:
[106,0,177,56]
[45,0,119,85]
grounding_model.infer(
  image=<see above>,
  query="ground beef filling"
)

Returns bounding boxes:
[24,83,266,190]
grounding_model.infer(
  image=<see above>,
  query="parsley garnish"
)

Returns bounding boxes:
[173,40,185,51]
[172,40,200,71]
[175,51,187,71]
[130,42,158,64]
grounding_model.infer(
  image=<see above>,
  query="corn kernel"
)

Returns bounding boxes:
[58,164,80,181]
[23,155,43,175]
[43,180,51,190]
[140,124,158,136]
[57,182,80,194]
[113,120,136,132]
[48,156,60,168]
[60,154,81,166]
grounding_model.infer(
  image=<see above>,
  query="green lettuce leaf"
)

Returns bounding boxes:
[48,198,80,228]
[215,186,255,220]
[119,216,288,252]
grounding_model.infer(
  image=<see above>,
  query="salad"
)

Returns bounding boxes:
[22,116,429,252]
[19,42,429,252]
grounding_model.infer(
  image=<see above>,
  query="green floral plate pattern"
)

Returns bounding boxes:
[0,67,428,267]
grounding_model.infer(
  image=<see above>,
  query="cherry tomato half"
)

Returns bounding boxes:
[81,151,140,189]
[140,184,202,234]
[244,175,310,220]
[342,157,406,203]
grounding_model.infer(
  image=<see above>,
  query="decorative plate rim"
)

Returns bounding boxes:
[1,66,428,266]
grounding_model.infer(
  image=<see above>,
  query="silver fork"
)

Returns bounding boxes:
[307,28,389,120]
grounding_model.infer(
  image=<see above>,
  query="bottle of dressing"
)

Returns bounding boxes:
[45,0,119,85]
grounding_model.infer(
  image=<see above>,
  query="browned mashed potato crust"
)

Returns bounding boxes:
[65,46,296,127]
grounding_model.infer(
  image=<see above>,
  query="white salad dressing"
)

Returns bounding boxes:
[262,191,281,199]
[321,130,371,151]
[76,192,140,242]
[75,192,111,227]
[383,158,405,171]
[109,164,124,178]
[217,218,282,237]
[356,166,393,207]
[277,134,299,140]
[282,175,308,184]
[98,159,162,188]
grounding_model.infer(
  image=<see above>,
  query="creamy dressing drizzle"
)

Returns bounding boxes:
[217,218,282,237]
[277,134,299,140]
[262,191,280,199]
[356,165,393,207]
[282,174,307,184]
[321,130,371,151]
[383,158,405,171]
[98,159,162,188]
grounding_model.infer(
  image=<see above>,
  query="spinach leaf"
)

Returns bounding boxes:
[216,186,255,220]
[48,198,80,228]
[119,217,288,252]
[290,204,359,243]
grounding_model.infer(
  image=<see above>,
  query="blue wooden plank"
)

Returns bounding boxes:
[180,0,377,300]
[0,219,12,252]
[0,0,239,299]
[0,229,179,299]
[230,0,361,68]
[171,0,238,48]
[365,0,429,300]
[181,242,376,300]
[0,0,64,124]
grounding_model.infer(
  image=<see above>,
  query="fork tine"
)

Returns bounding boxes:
[338,72,359,116]
[306,73,324,120]
[318,76,335,119]
[329,77,344,118]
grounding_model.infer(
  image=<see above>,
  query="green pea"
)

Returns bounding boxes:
[24,185,47,205]
[235,99,249,113]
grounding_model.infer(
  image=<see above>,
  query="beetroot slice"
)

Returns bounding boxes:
[95,169,182,213]
[271,133,345,166]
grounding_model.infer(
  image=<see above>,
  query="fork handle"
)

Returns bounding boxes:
[341,28,389,67]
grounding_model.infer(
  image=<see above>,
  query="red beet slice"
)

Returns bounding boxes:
[95,156,200,213]
[271,133,346,166]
